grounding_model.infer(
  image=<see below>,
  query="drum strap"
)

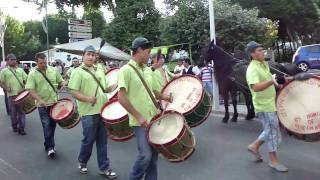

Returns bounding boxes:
[36,69,57,94]
[81,67,106,93]
[8,68,24,89]
[128,64,160,109]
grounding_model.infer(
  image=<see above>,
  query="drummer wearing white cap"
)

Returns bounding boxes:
[118,37,172,180]
[246,41,289,172]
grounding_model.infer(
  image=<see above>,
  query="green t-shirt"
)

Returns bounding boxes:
[68,64,108,116]
[118,60,160,126]
[152,67,174,91]
[246,60,276,112]
[66,67,75,78]
[0,67,27,97]
[25,66,63,105]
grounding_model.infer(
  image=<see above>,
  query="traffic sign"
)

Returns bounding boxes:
[68,19,92,27]
[68,32,92,39]
[68,25,92,33]
[69,38,87,43]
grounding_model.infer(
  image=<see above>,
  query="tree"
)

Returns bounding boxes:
[82,6,107,38]
[161,0,278,51]
[0,16,41,60]
[103,0,161,48]
[230,0,320,46]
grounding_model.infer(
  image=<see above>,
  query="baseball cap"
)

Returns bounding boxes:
[132,37,152,49]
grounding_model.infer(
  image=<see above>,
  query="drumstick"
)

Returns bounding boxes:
[158,93,173,125]
[92,84,99,107]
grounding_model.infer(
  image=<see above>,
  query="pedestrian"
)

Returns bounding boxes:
[118,37,172,180]
[25,53,66,158]
[182,58,200,76]
[173,59,184,75]
[0,53,27,135]
[200,62,214,97]
[246,41,288,172]
[66,57,80,79]
[68,46,117,178]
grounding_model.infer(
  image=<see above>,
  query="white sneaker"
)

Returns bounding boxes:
[78,164,88,174]
[47,149,56,158]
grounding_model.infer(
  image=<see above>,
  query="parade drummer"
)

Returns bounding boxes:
[151,52,174,90]
[246,41,289,172]
[118,37,172,180]
[25,53,66,159]
[68,45,117,178]
[0,53,27,135]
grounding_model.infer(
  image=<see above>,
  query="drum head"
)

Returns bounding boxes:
[161,75,203,114]
[51,99,74,121]
[277,77,320,135]
[15,91,29,101]
[106,68,120,99]
[101,100,127,121]
[148,112,184,145]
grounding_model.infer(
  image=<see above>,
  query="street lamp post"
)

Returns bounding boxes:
[209,0,220,110]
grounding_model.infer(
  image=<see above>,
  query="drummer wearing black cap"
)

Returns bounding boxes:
[246,41,288,172]
[118,37,172,180]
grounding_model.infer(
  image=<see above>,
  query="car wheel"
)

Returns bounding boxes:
[297,62,309,72]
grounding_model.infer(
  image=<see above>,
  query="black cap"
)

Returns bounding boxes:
[132,37,152,49]
[245,41,262,55]
[84,45,97,53]
[6,53,17,60]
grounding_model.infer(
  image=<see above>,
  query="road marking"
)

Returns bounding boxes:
[0,167,8,176]
[0,158,23,175]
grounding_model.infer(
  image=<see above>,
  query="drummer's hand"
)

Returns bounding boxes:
[106,84,117,93]
[38,99,47,107]
[163,94,173,103]
[61,81,68,88]
[137,116,148,128]
[6,87,12,93]
[87,96,97,104]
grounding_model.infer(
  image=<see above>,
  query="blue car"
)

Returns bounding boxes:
[293,44,320,72]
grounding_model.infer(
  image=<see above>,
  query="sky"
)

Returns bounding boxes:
[0,0,167,22]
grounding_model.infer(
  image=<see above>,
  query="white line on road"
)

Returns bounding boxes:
[0,158,23,175]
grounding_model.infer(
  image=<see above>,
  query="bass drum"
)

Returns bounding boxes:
[277,77,320,142]
[147,111,196,163]
[105,68,120,100]
[161,75,212,127]
[50,98,80,129]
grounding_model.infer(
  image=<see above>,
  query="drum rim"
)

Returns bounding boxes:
[106,67,120,76]
[276,76,320,135]
[100,98,128,123]
[146,110,187,147]
[109,133,134,142]
[49,98,76,122]
[161,75,205,115]
[13,90,31,103]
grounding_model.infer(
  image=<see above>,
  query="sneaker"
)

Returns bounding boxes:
[99,169,117,179]
[18,129,26,135]
[269,163,289,172]
[13,128,18,133]
[78,164,88,174]
[47,149,56,159]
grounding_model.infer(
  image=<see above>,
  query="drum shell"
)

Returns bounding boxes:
[100,99,134,142]
[13,91,36,114]
[50,98,80,129]
[106,68,120,100]
[147,111,196,163]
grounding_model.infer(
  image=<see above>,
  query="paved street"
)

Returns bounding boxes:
[0,94,320,180]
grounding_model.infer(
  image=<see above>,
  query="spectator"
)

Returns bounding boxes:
[174,59,184,74]
[182,58,200,76]
[200,62,214,97]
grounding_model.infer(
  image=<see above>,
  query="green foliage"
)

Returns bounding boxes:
[161,0,278,51]
[82,6,107,38]
[102,0,161,48]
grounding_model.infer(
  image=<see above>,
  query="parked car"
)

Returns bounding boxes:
[292,44,320,72]
[20,60,37,74]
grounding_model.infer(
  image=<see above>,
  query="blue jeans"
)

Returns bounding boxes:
[202,81,213,97]
[38,107,56,151]
[257,112,282,152]
[8,96,25,130]
[78,114,110,171]
[130,127,158,180]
